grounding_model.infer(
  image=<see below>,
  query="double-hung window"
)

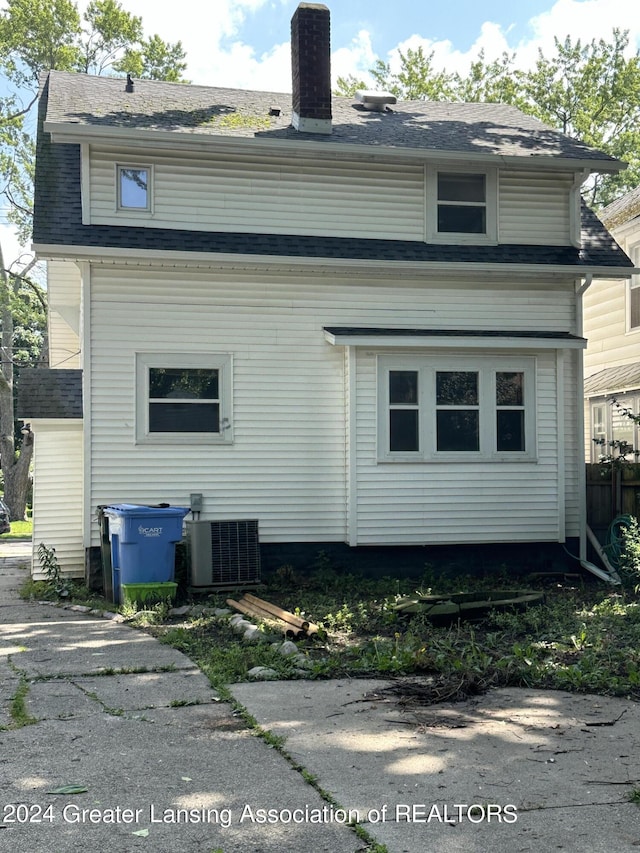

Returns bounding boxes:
[136,353,232,444]
[427,166,497,243]
[379,356,535,461]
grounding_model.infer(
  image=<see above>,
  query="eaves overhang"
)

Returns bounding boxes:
[30,242,634,280]
[42,120,626,173]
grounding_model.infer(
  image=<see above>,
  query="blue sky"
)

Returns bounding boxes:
[239,0,558,60]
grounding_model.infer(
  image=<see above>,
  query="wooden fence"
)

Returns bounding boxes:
[586,463,640,530]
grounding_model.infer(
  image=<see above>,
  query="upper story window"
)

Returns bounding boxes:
[118,165,151,211]
[627,244,640,332]
[427,165,497,244]
[437,173,486,233]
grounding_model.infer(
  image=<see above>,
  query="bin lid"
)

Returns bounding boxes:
[103,504,189,518]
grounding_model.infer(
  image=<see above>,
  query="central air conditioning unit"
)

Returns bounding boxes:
[186,519,261,589]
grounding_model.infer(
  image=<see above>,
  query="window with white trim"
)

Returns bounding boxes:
[118,165,151,211]
[426,166,497,243]
[136,354,232,444]
[627,244,640,332]
[379,356,535,461]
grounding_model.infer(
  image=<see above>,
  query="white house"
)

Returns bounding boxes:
[23,4,633,580]
[583,187,640,461]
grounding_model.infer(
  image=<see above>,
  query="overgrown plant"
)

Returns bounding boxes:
[618,517,640,593]
[37,541,73,598]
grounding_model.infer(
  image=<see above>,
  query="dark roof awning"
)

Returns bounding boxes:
[324,327,587,349]
[17,369,83,419]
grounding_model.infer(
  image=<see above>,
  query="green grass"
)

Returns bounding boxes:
[0,678,38,731]
[1,519,33,539]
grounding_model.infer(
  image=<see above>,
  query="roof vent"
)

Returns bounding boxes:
[356,90,396,111]
[125,74,134,93]
[269,106,281,117]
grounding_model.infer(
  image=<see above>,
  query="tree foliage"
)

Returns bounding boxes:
[0,0,186,84]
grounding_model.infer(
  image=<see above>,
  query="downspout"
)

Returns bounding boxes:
[575,273,621,583]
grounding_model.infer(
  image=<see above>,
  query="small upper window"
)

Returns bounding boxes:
[427,166,497,243]
[118,166,150,210]
[437,173,486,234]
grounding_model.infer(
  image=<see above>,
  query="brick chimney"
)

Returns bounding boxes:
[291,3,332,134]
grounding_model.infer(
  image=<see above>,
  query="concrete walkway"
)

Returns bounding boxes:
[0,541,358,853]
[2,539,640,852]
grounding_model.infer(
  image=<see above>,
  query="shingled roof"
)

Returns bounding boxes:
[584,363,640,397]
[17,369,83,419]
[600,186,640,231]
[42,70,621,165]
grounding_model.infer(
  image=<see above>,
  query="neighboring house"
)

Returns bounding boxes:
[584,187,640,461]
[22,3,633,580]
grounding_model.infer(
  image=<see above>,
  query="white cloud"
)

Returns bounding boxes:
[332,30,377,86]
[376,0,640,82]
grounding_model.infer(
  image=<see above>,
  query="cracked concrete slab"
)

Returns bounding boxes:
[230,680,640,853]
[70,668,218,712]
[0,708,358,853]
[23,681,104,721]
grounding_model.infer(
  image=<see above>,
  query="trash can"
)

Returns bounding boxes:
[103,504,189,604]
[96,506,113,601]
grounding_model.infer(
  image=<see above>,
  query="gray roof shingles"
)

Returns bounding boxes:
[584,363,640,397]
[600,186,640,231]
[17,369,83,419]
[33,72,632,270]
[43,71,620,163]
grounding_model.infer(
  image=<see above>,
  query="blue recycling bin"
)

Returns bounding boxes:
[103,504,189,604]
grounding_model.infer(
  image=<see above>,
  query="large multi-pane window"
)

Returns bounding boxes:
[380,357,534,460]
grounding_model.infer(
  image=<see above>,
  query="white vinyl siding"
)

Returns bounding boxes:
[499,171,573,245]
[86,147,576,246]
[47,260,81,369]
[88,146,425,241]
[584,278,637,378]
[30,421,84,578]
[85,264,580,548]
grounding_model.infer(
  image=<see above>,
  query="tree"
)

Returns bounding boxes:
[451,50,524,106]
[334,74,368,98]
[0,250,45,520]
[0,0,188,519]
[370,45,454,101]
[518,30,640,208]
